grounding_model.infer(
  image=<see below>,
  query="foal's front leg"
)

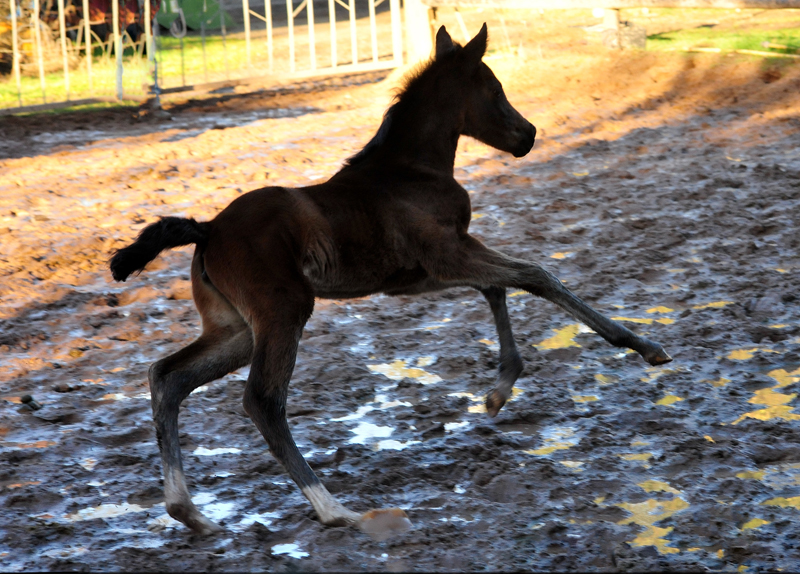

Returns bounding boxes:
[242,291,412,540]
[478,287,524,417]
[432,236,672,413]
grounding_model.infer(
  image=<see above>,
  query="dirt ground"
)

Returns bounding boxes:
[1,15,800,572]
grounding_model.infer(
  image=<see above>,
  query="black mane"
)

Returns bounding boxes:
[344,58,440,167]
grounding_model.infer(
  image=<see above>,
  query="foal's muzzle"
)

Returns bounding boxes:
[512,122,537,158]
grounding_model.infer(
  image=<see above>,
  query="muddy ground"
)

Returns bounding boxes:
[2,14,800,572]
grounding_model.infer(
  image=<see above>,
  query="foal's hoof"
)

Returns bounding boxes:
[644,346,673,367]
[358,508,412,541]
[183,512,224,535]
[485,389,507,418]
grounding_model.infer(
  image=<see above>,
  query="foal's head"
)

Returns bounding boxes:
[434,24,536,158]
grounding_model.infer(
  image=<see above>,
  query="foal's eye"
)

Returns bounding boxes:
[492,88,502,97]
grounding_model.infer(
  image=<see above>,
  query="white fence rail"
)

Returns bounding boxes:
[1,0,403,112]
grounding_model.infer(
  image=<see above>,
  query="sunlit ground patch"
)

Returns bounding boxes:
[732,368,800,424]
[594,373,618,386]
[367,359,442,385]
[741,518,770,531]
[727,347,781,361]
[525,425,579,456]
[534,324,592,350]
[655,394,684,406]
[616,480,689,555]
[763,496,800,510]
[693,301,734,310]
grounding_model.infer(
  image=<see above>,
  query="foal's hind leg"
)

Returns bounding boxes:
[150,254,253,534]
[478,287,524,417]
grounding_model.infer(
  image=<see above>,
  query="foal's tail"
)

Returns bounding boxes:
[110,216,210,282]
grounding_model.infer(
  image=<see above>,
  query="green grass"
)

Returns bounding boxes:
[647,27,800,55]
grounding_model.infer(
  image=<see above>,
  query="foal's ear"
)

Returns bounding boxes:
[463,22,488,62]
[435,25,456,58]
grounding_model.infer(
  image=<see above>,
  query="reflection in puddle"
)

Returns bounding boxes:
[367,359,442,385]
[1,440,57,449]
[348,422,392,443]
[332,393,412,422]
[535,324,591,350]
[66,502,149,522]
[271,542,309,559]
[193,447,242,456]
[559,461,584,471]
[79,458,97,471]
[525,426,579,456]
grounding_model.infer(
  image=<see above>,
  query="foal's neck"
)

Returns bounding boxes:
[389,96,461,175]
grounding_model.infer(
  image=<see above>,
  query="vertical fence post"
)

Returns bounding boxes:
[32,0,47,103]
[307,0,315,70]
[327,0,335,67]
[144,0,153,93]
[82,0,92,93]
[404,0,432,64]
[57,0,70,99]
[242,0,251,68]
[9,0,23,106]
[112,0,122,98]
[389,0,401,66]
[367,0,376,62]
[219,0,230,78]
[266,0,273,72]
[347,0,355,64]
[286,0,294,72]
[201,0,208,81]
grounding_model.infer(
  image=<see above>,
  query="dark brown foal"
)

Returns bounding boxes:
[110,24,671,538]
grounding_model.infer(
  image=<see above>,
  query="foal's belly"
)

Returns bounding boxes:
[309,264,430,300]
